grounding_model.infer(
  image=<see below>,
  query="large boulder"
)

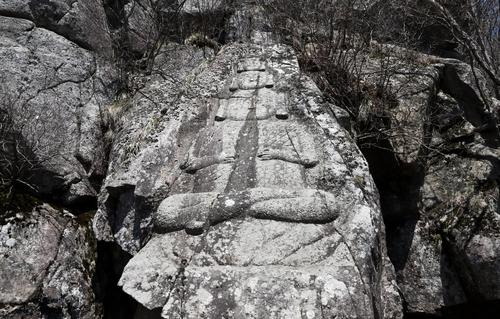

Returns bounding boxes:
[397,126,500,316]
[0,16,116,206]
[109,34,402,318]
[0,0,113,56]
[0,204,99,318]
[351,44,500,316]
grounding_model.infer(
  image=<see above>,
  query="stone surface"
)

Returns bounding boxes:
[0,15,116,205]
[93,43,215,253]
[0,0,113,56]
[1,1,499,318]
[123,0,159,56]
[0,204,99,318]
[353,45,500,315]
[401,140,500,314]
[117,36,401,318]
[179,0,227,14]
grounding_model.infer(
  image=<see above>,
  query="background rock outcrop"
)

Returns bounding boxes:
[0,0,113,55]
[0,204,99,318]
[0,15,116,206]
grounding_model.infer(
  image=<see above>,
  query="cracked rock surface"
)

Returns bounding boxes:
[0,15,115,205]
[116,35,402,318]
[0,0,113,55]
[0,204,99,318]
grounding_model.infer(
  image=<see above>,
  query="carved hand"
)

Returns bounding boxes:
[258,148,318,168]
[180,153,236,173]
[257,148,278,161]
[219,153,237,164]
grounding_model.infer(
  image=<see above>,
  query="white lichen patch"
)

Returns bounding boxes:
[322,277,348,306]
[224,199,236,207]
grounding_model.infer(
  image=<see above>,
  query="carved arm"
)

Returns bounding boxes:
[180,153,236,173]
[257,148,318,168]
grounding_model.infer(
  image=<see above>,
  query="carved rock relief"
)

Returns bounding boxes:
[118,43,392,319]
[154,55,343,235]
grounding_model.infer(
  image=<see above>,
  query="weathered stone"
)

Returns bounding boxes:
[180,0,227,14]
[0,15,116,205]
[0,0,113,56]
[93,43,215,253]
[396,221,467,314]
[304,30,500,316]
[439,59,500,147]
[376,66,500,316]
[116,37,401,318]
[123,0,159,56]
[0,204,99,318]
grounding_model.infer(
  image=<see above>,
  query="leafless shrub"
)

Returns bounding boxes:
[0,89,68,212]
[108,0,233,94]
[261,0,422,143]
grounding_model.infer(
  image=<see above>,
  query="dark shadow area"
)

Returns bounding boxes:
[404,300,500,319]
[94,241,162,319]
[441,300,500,319]
[404,313,441,319]
[360,138,425,272]
[134,305,163,319]
[104,183,155,249]
[94,241,136,319]
[441,64,500,148]
[103,0,128,30]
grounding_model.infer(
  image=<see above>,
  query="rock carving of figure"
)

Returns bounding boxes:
[154,57,341,234]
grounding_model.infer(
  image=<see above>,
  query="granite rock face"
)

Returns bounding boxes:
[93,43,216,253]
[116,34,401,318]
[0,205,99,318]
[394,119,500,315]
[0,15,116,205]
[0,0,113,56]
[351,45,500,316]
[121,0,159,56]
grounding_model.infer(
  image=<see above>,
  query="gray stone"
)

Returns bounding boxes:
[397,221,467,314]
[116,38,402,318]
[93,43,214,253]
[0,15,116,205]
[372,55,500,315]
[124,0,159,56]
[0,204,99,318]
[0,0,113,56]
[308,36,500,316]
[179,0,227,14]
